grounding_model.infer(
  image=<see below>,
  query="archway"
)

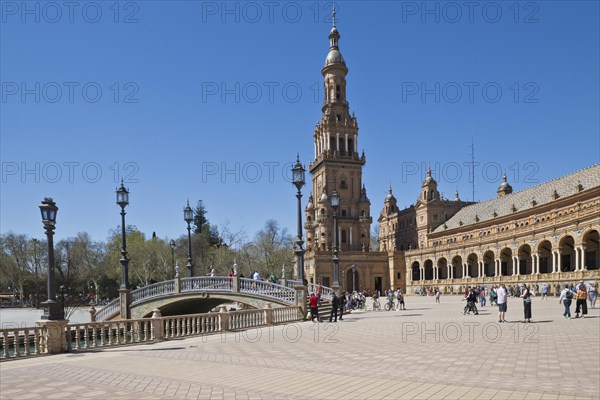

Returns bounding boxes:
[424,259,434,280]
[559,236,575,272]
[466,253,478,278]
[345,267,360,292]
[518,244,532,275]
[500,247,513,276]
[537,240,553,274]
[452,256,463,279]
[437,257,448,280]
[583,230,599,270]
[411,261,420,281]
[483,250,495,276]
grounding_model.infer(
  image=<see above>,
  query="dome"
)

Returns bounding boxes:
[325,49,345,66]
[385,186,396,202]
[497,175,513,193]
[305,195,314,210]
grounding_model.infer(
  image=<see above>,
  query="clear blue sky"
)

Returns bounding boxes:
[1,1,599,243]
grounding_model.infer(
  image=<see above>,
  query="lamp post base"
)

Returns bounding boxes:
[332,284,341,296]
[40,300,63,321]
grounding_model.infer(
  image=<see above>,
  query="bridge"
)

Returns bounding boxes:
[95,277,334,321]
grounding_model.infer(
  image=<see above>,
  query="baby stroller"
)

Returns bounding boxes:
[463,290,479,315]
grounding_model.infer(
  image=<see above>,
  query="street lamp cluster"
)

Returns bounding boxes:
[38,183,199,321]
[291,155,306,285]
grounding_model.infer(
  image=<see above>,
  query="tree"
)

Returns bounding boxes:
[193,201,208,234]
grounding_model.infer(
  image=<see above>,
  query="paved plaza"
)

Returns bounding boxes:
[1,295,599,400]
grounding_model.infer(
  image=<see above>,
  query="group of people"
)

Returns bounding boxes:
[558,281,595,319]
[308,290,348,322]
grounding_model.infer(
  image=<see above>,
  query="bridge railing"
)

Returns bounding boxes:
[239,278,295,304]
[285,279,302,289]
[132,280,175,304]
[95,298,120,322]
[0,306,302,360]
[181,276,231,292]
[307,283,334,301]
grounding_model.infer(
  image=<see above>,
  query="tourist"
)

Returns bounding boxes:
[397,291,406,310]
[435,289,441,304]
[575,283,588,318]
[339,292,346,320]
[309,292,320,322]
[589,283,597,309]
[541,285,548,300]
[559,284,573,319]
[329,292,340,322]
[316,283,323,303]
[521,284,532,323]
[207,267,216,277]
[489,287,497,306]
[496,283,508,322]
[479,287,486,307]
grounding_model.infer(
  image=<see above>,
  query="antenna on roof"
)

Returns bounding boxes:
[470,135,476,202]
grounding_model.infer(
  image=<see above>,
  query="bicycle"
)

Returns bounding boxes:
[372,298,381,311]
[384,299,395,311]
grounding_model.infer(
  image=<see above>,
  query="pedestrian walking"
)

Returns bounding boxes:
[559,284,573,318]
[496,284,508,322]
[541,285,548,300]
[588,283,597,309]
[309,292,320,322]
[521,284,532,323]
[575,283,588,318]
[329,293,340,322]
[435,290,441,304]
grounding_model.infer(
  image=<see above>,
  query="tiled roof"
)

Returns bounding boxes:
[433,164,600,233]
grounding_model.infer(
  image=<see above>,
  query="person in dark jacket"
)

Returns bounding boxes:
[329,293,340,322]
[339,292,346,321]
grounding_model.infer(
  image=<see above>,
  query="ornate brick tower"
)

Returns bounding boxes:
[303,15,382,290]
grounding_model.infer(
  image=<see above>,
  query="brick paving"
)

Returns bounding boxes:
[1,295,599,399]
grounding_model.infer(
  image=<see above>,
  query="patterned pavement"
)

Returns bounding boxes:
[1,295,599,399]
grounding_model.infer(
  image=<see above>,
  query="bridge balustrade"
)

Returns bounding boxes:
[0,306,302,360]
[131,280,175,303]
[239,278,295,303]
[181,276,231,292]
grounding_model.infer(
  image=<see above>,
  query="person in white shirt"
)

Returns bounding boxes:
[496,284,508,322]
[558,284,574,318]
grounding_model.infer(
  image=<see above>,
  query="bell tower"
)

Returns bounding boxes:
[305,13,371,255]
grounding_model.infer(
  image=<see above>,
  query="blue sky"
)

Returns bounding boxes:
[1,1,599,244]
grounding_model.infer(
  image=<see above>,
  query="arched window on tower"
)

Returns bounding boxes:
[336,85,340,99]
[341,229,347,243]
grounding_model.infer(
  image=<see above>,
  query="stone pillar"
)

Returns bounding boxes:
[37,320,68,354]
[232,276,240,292]
[478,261,483,278]
[219,306,230,331]
[89,306,97,322]
[294,285,307,319]
[556,250,562,272]
[463,263,468,278]
[581,246,586,270]
[449,265,453,279]
[151,308,164,341]
[532,253,539,274]
[119,288,131,320]
[264,304,274,325]
[174,275,181,293]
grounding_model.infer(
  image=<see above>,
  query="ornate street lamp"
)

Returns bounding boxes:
[39,197,62,320]
[116,181,131,319]
[116,181,130,290]
[291,155,306,284]
[331,186,340,292]
[183,201,194,277]
[169,239,177,279]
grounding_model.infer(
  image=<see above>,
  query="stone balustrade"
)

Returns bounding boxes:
[0,305,301,361]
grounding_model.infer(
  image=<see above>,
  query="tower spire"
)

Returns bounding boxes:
[332,3,336,28]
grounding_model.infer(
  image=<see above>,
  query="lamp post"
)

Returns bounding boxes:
[39,197,62,320]
[331,187,340,294]
[291,155,306,284]
[116,181,131,319]
[169,239,177,279]
[352,264,356,293]
[184,201,194,277]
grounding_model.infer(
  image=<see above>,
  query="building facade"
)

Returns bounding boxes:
[302,23,600,295]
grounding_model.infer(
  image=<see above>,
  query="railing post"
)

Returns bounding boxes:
[151,309,164,342]
[281,278,287,288]
[89,306,97,322]
[294,285,307,320]
[232,276,239,293]
[36,320,68,354]
[264,304,274,326]
[219,306,230,332]
[174,276,181,293]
